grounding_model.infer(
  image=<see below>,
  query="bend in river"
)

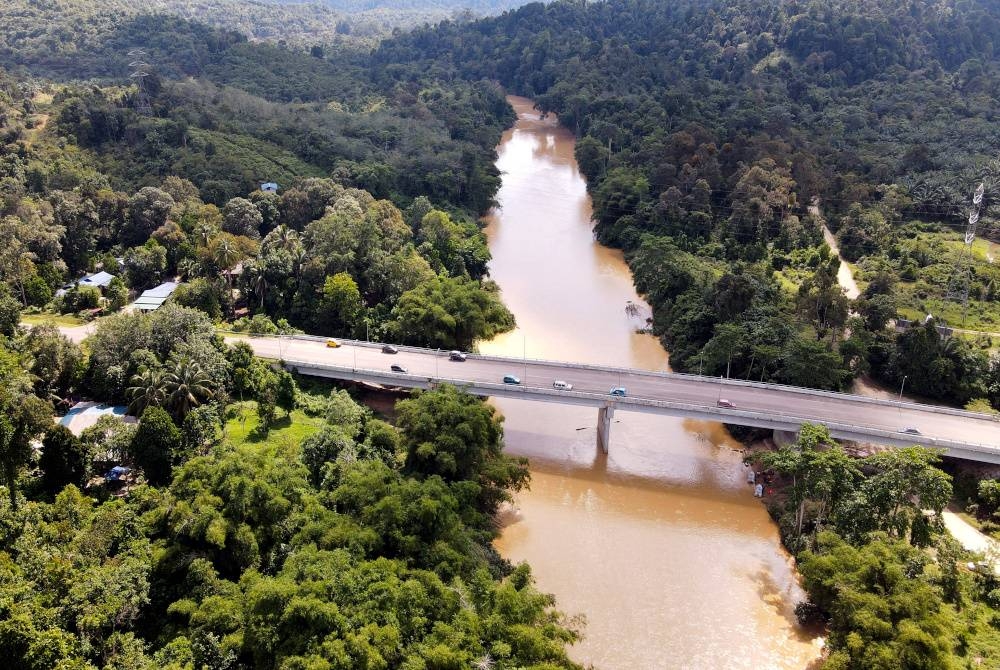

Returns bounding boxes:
[482,96,822,669]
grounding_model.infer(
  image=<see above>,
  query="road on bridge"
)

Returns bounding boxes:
[231,334,1000,457]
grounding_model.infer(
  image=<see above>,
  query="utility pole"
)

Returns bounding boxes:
[946,183,986,325]
[522,334,527,383]
[898,375,908,403]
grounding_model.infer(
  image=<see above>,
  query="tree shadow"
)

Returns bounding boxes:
[247,413,292,441]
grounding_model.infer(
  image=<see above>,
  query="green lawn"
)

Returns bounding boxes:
[223,401,325,449]
[20,312,85,327]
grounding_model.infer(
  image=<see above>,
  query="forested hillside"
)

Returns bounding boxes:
[0,4,514,211]
[0,2,568,665]
[0,0,525,49]
[375,0,1000,405]
[6,1,1000,667]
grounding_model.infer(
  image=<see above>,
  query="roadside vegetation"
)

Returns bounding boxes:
[0,307,579,666]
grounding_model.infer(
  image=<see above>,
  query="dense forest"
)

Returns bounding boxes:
[0,314,579,666]
[5,0,1000,667]
[0,5,556,665]
[367,0,1000,665]
[373,0,1000,406]
[0,0,527,49]
[0,2,515,212]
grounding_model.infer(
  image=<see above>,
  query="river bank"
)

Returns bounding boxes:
[483,96,821,669]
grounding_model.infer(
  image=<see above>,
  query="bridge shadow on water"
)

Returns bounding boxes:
[500,418,765,519]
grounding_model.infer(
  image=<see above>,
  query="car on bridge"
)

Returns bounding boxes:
[449,351,467,361]
[325,339,341,348]
[609,387,627,397]
[381,344,398,354]
[553,380,573,391]
[717,398,734,408]
[390,364,408,373]
[901,427,921,435]
[503,375,521,385]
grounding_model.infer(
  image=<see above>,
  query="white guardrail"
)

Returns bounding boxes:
[276,355,1000,458]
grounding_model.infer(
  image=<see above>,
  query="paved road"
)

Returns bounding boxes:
[231,334,1000,460]
[44,322,1000,460]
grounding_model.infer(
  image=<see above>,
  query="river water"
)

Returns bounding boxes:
[482,96,822,669]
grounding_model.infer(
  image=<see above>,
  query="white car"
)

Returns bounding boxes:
[553,380,573,391]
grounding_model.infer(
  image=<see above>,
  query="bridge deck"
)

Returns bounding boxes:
[227,333,1000,464]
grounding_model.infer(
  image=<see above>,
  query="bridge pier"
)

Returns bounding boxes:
[597,403,615,453]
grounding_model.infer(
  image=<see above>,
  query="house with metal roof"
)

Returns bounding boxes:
[133,281,180,311]
[80,271,116,289]
[261,182,279,193]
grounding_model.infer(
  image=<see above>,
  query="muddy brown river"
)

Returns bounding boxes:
[481,96,822,669]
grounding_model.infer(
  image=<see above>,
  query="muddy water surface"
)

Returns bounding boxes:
[482,96,822,669]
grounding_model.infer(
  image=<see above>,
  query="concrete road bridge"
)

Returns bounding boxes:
[227,333,1000,464]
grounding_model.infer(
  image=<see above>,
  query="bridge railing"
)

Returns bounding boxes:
[280,357,1000,457]
[220,330,1000,424]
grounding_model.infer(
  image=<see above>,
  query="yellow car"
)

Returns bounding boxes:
[325,339,341,348]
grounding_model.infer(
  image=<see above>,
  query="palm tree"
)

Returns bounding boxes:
[244,260,268,310]
[127,367,166,416]
[211,235,240,281]
[209,235,246,318]
[177,257,200,280]
[270,224,301,253]
[194,222,217,248]
[162,358,215,419]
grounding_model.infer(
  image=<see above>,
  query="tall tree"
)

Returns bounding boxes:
[130,406,181,486]
[39,424,90,495]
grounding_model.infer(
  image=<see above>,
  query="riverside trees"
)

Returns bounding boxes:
[0,366,581,668]
[748,424,993,667]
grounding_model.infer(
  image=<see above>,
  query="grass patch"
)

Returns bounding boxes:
[772,270,800,295]
[20,312,85,327]
[223,401,325,449]
[885,230,1000,332]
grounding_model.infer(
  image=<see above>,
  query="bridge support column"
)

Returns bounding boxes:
[597,403,615,454]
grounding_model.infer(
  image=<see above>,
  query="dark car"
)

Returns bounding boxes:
[609,387,627,397]
[503,375,521,385]
[381,344,398,354]
[390,364,408,373]
[449,350,467,361]
[900,427,921,435]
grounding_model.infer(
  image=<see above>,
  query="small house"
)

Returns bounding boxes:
[261,182,279,193]
[79,271,116,291]
[134,281,180,311]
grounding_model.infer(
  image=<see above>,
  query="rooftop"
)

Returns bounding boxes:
[80,271,115,288]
